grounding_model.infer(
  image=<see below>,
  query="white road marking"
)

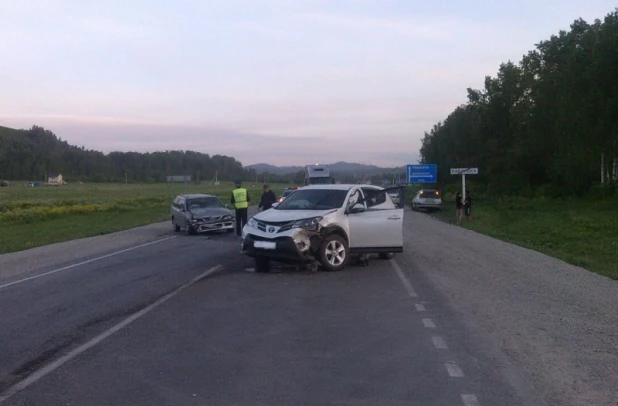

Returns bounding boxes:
[432,336,448,349]
[0,236,177,291]
[415,303,426,312]
[461,394,480,406]
[390,259,417,297]
[422,318,436,328]
[445,362,465,377]
[0,264,222,403]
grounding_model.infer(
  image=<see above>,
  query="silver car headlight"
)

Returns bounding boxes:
[223,215,232,220]
[292,216,322,231]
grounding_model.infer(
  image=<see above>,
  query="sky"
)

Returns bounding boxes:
[1,1,616,168]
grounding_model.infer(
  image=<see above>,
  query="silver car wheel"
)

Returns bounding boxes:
[325,240,346,266]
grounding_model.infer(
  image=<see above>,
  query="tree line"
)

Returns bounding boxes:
[0,125,258,183]
[419,9,618,197]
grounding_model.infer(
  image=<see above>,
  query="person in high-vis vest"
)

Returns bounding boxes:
[230,180,250,237]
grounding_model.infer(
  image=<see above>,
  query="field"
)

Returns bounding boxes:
[427,194,618,280]
[0,182,291,254]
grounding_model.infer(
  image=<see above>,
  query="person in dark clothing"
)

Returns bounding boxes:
[455,192,463,224]
[258,184,277,211]
[230,180,251,237]
[464,190,472,221]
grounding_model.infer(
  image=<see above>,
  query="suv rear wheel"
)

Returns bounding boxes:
[318,234,349,272]
[379,252,395,259]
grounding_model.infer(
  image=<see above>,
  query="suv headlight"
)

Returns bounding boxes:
[292,216,322,231]
[248,217,258,228]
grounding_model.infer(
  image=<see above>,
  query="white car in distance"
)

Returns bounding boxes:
[411,189,442,211]
[241,184,404,272]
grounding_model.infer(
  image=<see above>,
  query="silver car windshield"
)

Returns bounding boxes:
[186,197,224,210]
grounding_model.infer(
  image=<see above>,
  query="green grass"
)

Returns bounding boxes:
[0,182,291,254]
[428,196,618,280]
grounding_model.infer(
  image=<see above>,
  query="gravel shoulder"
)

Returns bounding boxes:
[402,211,618,406]
[0,206,258,285]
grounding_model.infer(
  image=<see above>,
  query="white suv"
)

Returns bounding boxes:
[241,184,404,272]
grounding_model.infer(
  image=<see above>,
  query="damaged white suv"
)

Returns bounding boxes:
[241,184,404,272]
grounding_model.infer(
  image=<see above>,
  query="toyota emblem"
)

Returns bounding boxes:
[268,226,275,233]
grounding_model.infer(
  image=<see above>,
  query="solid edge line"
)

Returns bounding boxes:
[390,259,417,297]
[461,394,481,406]
[0,236,177,290]
[0,264,222,403]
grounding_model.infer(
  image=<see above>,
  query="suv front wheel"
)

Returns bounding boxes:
[318,234,349,272]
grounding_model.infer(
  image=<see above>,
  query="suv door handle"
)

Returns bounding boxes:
[388,216,401,220]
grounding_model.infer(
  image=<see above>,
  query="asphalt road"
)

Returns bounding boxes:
[0,207,616,405]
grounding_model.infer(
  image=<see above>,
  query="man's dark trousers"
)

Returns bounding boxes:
[236,208,248,236]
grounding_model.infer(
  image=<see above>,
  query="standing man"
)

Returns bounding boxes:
[455,191,463,224]
[258,184,277,211]
[231,180,250,237]
[464,190,472,221]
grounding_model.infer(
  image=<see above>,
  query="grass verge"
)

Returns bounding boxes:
[427,197,618,280]
[0,206,169,254]
[0,182,290,254]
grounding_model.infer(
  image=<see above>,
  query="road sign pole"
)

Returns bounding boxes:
[462,174,466,199]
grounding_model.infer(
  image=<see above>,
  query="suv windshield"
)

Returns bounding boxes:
[281,189,295,198]
[276,189,348,210]
[186,197,224,210]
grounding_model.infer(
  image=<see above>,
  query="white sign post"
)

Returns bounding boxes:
[450,168,479,199]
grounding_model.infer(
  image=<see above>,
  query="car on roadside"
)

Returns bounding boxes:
[171,194,235,235]
[278,187,299,203]
[411,189,442,211]
[241,184,405,273]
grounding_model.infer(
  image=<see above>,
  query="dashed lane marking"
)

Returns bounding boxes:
[422,318,436,328]
[432,336,448,349]
[390,259,417,297]
[445,362,465,378]
[0,264,223,403]
[415,304,426,312]
[0,236,177,290]
[461,394,481,406]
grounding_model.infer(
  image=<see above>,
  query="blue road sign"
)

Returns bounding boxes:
[407,164,437,183]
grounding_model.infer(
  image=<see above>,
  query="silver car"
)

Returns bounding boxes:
[171,194,235,235]
[411,189,442,211]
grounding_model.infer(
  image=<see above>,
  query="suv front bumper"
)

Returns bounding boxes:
[242,233,314,263]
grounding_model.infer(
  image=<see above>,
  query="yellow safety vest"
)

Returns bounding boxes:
[232,188,248,209]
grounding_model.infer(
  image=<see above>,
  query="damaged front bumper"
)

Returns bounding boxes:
[241,227,320,264]
[192,218,235,233]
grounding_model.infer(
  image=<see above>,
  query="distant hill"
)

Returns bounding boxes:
[248,161,406,176]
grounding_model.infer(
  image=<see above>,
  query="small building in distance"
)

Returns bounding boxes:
[48,173,65,185]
